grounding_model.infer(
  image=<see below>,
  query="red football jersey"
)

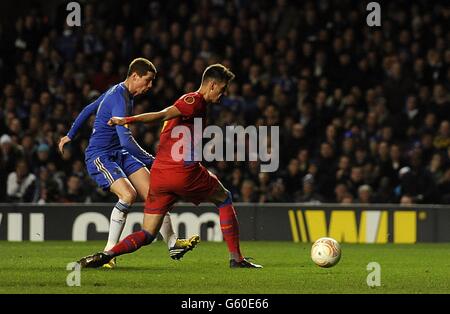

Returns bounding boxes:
[152,92,207,170]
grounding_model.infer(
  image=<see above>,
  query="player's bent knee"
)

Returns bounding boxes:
[120,188,137,204]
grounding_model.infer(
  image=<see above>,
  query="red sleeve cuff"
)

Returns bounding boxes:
[125,116,136,124]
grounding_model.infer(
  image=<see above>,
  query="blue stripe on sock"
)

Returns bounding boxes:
[124,239,133,250]
[217,191,233,208]
[142,230,155,245]
[115,201,131,213]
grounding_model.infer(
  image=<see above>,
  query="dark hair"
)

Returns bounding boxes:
[201,64,235,84]
[127,58,157,77]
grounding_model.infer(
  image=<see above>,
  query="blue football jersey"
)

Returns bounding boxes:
[67,82,153,165]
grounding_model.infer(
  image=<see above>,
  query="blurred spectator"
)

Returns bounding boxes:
[433,121,450,151]
[227,168,243,201]
[267,179,289,202]
[397,164,438,204]
[316,142,336,200]
[283,159,302,195]
[1,134,24,200]
[34,166,62,203]
[7,159,36,202]
[61,175,87,203]
[31,143,51,173]
[239,179,258,203]
[284,123,310,161]
[356,185,373,204]
[347,166,364,197]
[428,153,445,183]
[295,174,323,203]
[438,169,450,204]
[1,134,22,173]
[341,193,354,204]
[257,172,271,203]
[400,194,415,206]
[334,183,349,203]
[376,177,396,203]
[92,61,119,92]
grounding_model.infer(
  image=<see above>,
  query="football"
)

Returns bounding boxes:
[311,237,341,268]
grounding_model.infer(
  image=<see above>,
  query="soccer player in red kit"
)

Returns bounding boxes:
[78,64,262,268]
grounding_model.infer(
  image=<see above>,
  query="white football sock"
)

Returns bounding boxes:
[159,213,177,248]
[104,200,130,251]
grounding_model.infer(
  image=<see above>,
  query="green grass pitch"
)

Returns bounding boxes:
[1,241,449,294]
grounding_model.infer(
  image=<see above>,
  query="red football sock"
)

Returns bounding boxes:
[218,203,243,261]
[108,230,155,257]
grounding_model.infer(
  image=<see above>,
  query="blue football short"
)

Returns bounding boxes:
[86,150,146,190]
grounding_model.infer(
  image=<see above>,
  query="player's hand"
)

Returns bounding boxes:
[58,136,71,155]
[108,117,127,126]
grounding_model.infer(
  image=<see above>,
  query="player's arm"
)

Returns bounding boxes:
[116,127,155,166]
[108,105,181,126]
[111,96,155,166]
[58,95,104,154]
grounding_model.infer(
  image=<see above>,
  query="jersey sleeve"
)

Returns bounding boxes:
[111,94,154,166]
[174,95,202,118]
[67,93,105,139]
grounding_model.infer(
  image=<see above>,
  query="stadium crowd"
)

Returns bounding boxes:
[0,0,449,204]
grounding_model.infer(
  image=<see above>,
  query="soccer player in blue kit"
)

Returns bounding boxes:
[58,58,199,268]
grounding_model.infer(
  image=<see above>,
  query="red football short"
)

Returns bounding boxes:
[144,164,220,214]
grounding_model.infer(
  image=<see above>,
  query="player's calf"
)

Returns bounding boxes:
[106,229,155,257]
[214,190,243,262]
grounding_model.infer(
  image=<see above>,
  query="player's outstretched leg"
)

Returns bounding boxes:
[212,189,262,269]
[78,230,155,268]
[77,213,164,268]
